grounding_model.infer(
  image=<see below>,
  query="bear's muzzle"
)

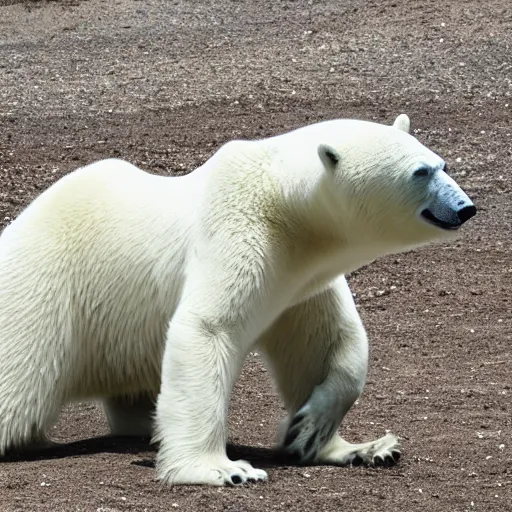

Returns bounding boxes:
[420,171,477,230]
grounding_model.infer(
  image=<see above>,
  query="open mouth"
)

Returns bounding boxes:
[420,209,460,230]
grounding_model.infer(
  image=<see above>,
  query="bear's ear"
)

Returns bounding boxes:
[318,144,340,172]
[393,114,411,133]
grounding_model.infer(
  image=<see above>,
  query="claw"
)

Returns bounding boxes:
[372,454,384,466]
[372,449,401,467]
[352,454,364,466]
[230,474,243,485]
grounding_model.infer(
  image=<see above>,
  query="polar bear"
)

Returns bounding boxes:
[0,114,476,486]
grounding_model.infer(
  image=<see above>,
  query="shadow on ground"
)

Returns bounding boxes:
[1,437,281,469]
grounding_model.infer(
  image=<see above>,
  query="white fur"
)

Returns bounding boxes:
[0,115,468,485]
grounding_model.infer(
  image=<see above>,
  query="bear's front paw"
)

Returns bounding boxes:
[281,402,338,463]
[318,432,401,467]
[156,456,268,486]
[369,434,402,467]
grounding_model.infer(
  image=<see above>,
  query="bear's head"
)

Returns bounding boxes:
[316,114,476,250]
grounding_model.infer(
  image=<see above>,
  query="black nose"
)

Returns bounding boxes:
[457,205,477,224]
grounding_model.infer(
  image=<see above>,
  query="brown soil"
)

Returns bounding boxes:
[0,0,511,510]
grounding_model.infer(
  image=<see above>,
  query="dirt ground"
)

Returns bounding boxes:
[0,0,511,510]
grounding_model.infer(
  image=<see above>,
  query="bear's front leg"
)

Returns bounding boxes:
[153,307,268,486]
[285,385,401,467]
[259,275,401,467]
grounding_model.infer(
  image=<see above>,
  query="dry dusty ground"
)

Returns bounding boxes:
[0,0,511,510]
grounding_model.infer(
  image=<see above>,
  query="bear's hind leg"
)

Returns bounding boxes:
[104,393,155,438]
[258,275,401,467]
[0,298,69,456]
[0,373,63,456]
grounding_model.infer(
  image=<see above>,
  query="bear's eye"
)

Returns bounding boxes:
[413,167,430,178]
[442,163,448,174]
